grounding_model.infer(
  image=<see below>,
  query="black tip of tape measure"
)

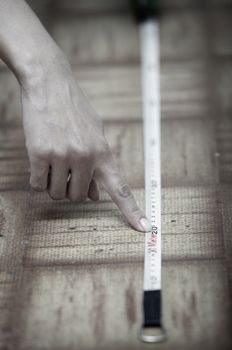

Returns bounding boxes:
[130,0,161,23]
[143,290,161,327]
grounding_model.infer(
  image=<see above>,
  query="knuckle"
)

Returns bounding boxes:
[53,149,68,161]
[95,142,110,159]
[117,182,132,199]
[70,146,92,161]
[130,205,141,216]
[78,148,92,160]
[30,146,51,161]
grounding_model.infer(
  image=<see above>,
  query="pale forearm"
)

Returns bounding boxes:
[0,0,64,85]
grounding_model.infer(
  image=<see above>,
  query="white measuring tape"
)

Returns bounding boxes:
[139,19,166,343]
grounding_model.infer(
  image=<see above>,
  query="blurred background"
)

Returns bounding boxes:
[0,0,232,349]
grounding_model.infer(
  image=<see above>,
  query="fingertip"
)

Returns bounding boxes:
[127,217,152,233]
[29,175,47,192]
[139,218,152,232]
[96,160,150,231]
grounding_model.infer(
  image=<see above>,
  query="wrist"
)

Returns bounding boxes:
[16,44,70,91]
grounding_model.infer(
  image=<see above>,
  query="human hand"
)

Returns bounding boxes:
[21,54,151,233]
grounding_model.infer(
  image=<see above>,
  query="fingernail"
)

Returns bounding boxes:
[139,218,152,232]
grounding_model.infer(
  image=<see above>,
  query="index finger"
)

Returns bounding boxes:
[95,154,151,232]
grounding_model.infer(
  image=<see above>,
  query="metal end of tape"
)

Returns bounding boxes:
[139,326,167,343]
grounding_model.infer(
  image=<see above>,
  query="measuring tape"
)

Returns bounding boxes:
[138,11,166,344]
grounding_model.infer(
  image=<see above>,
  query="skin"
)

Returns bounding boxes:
[0,0,152,232]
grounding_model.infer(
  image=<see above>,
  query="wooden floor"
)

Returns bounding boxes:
[0,0,232,349]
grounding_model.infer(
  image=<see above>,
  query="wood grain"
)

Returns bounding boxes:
[210,11,232,57]
[49,0,232,13]
[11,261,232,350]
[0,2,232,350]
[0,115,216,190]
[49,12,207,64]
[0,60,209,126]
